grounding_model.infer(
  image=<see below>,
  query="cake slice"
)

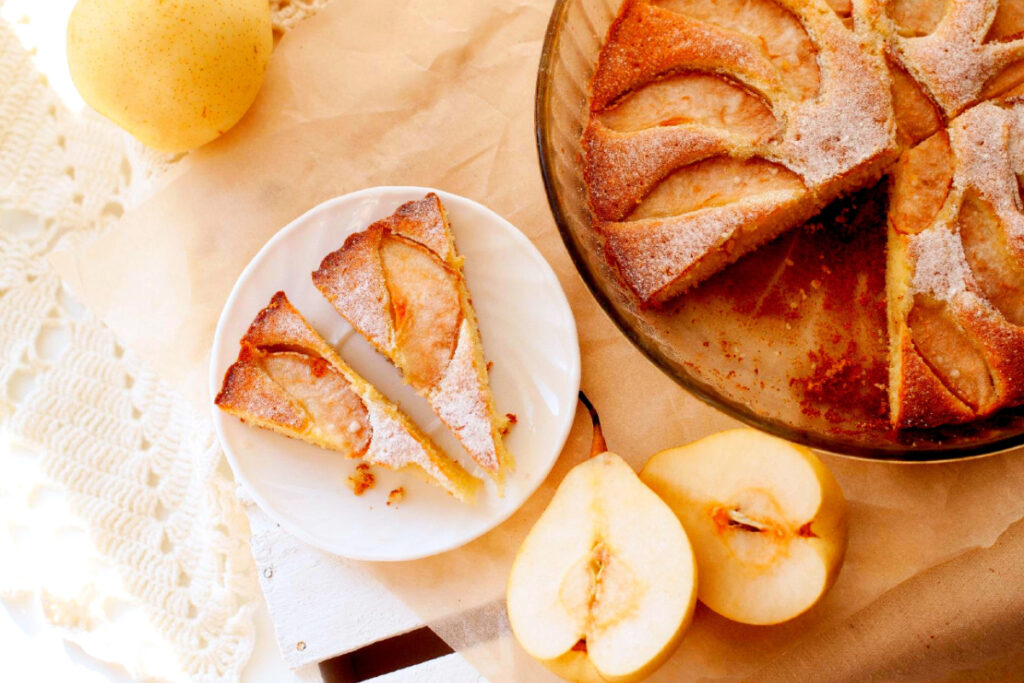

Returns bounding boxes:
[886,100,1024,428]
[215,291,481,502]
[583,0,898,306]
[312,194,513,487]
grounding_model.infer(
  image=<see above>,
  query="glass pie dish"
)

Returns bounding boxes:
[535,0,1024,461]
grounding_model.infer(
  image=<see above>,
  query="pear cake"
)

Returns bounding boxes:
[585,0,1024,429]
[313,194,513,486]
[215,291,481,503]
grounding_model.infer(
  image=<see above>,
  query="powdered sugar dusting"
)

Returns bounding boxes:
[386,194,454,262]
[583,121,730,221]
[313,231,394,352]
[894,0,1024,115]
[242,293,335,363]
[778,29,895,186]
[952,102,1024,245]
[589,0,784,113]
[432,321,500,474]
[222,292,475,500]
[216,354,310,432]
[909,226,972,301]
[1008,103,1024,174]
[906,102,1024,302]
[605,189,805,300]
[362,401,458,493]
[315,195,506,481]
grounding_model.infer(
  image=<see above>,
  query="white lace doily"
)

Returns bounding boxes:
[0,1,330,680]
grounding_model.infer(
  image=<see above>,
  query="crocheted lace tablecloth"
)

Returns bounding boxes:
[0,1,330,680]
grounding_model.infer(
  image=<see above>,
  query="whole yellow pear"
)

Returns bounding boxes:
[67,0,273,153]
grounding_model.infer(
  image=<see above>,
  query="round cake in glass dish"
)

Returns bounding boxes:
[575,0,1024,436]
[581,0,1024,428]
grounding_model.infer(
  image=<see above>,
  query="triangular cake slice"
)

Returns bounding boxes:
[215,291,480,502]
[312,194,513,487]
[583,0,898,306]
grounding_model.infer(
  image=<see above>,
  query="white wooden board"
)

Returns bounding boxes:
[243,491,422,669]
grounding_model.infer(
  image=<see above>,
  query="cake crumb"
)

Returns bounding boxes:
[386,487,405,506]
[500,412,518,435]
[487,361,494,371]
[346,463,375,495]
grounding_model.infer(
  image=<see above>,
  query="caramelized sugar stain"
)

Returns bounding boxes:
[673,181,893,438]
[655,177,1024,447]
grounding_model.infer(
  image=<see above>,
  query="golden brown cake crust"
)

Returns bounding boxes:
[880,0,1024,118]
[892,336,976,429]
[313,229,393,354]
[601,191,814,304]
[589,0,781,114]
[582,122,731,223]
[216,343,310,433]
[383,193,455,261]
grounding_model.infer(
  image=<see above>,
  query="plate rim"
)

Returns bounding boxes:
[209,185,581,560]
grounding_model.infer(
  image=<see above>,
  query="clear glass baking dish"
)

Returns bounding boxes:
[535,0,1024,460]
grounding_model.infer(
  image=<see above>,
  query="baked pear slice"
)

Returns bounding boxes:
[215,291,480,503]
[313,194,512,488]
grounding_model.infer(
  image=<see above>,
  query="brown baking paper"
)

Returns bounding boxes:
[52,0,1024,679]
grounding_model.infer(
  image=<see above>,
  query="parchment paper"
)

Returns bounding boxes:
[52,0,1024,679]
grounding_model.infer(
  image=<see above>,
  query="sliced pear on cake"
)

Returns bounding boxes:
[377,233,462,390]
[640,429,847,625]
[507,396,696,682]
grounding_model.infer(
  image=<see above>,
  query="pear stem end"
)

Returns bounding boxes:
[578,391,607,457]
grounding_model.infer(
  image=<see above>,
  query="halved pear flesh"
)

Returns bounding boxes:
[640,429,848,626]
[507,452,697,683]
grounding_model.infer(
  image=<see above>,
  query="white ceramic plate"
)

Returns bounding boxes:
[210,187,580,560]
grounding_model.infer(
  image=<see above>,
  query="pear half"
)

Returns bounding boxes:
[640,429,848,626]
[508,449,697,682]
